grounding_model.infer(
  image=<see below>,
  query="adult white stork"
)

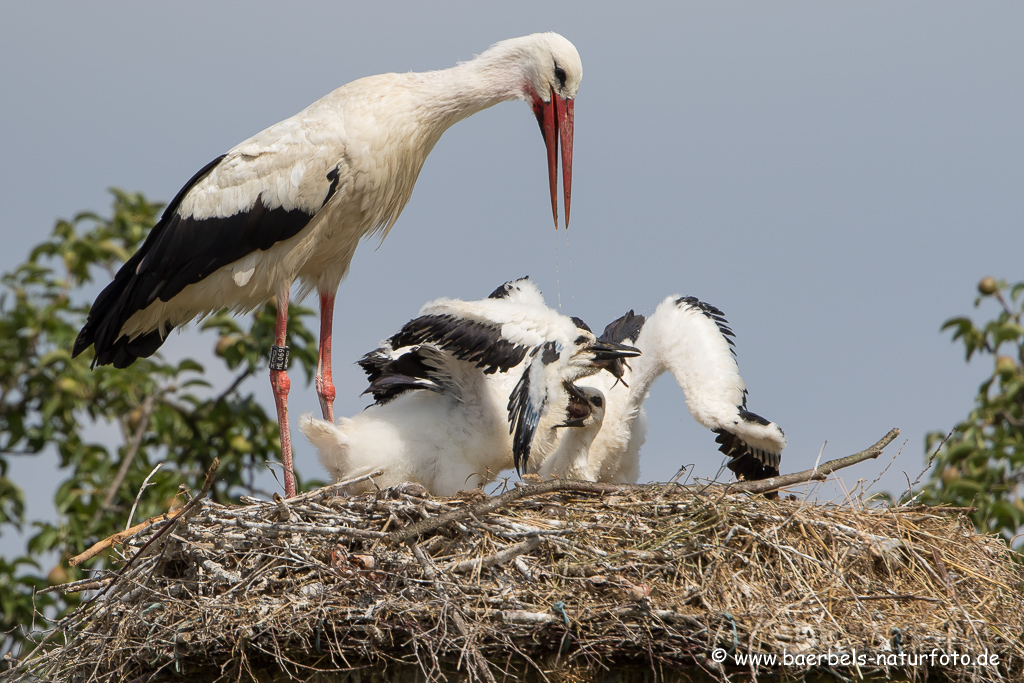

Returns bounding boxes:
[578,295,786,484]
[300,277,638,495]
[71,34,582,497]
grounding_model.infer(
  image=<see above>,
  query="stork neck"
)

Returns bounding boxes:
[409,55,526,136]
[624,345,667,410]
[543,426,597,480]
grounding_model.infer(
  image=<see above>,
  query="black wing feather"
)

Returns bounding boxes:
[675,296,737,355]
[74,155,330,368]
[507,357,544,475]
[358,346,445,404]
[714,409,782,481]
[388,314,529,374]
[363,374,443,403]
[599,310,646,345]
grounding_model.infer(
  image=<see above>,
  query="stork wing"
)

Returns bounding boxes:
[653,296,747,430]
[657,296,785,481]
[73,122,347,368]
[507,345,555,474]
[418,290,580,352]
[714,410,784,480]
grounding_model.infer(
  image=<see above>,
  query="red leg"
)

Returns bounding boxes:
[316,289,337,422]
[270,289,295,498]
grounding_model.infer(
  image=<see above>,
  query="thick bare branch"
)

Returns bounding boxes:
[726,427,901,494]
[445,536,542,574]
[70,508,181,567]
[389,479,622,545]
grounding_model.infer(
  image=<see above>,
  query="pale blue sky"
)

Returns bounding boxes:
[2,3,1022,558]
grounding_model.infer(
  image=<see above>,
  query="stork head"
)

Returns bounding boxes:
[557,381,606,429]
[565,325,641,383]
[474,33,580,227]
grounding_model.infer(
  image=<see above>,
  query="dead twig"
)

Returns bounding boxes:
[79,458,220,605]
[389,479,623,545]
[70,508,182,567]
[125,462,164,530]
[445,536,542,573]
[727,428,900,495]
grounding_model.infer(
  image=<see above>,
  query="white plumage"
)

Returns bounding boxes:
[73,34,583,497]
[300,278,637,495]
[302,350,511,495]
[580,296,787,484]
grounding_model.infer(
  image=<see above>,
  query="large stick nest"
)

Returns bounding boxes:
[13,469,1024,682]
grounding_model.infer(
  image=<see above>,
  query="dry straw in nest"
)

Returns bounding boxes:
[10,429,1024,682]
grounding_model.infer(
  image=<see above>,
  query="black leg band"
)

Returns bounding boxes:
[269,345,291,371]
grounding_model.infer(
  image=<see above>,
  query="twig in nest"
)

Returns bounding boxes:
[283,469,385,503]
[837,594,941,603]
[37,577,112,596]
[201,558,242,585]
[273,492,294,522]
[79,458,220,606]
[125,462,163,530]
[444,536,542,573]
[390,479,622,545]
[898,428,951,505]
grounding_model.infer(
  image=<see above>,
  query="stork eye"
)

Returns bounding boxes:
[592,395,603,408]
[574,335,588,346]
[554,65,567,88]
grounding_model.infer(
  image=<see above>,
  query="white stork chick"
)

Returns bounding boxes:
[392,277,637,474]
[302,346,511,495]
[71,34,583,497]
[579,296,786,484]
[534,382,606,481]
[301,278,638,494]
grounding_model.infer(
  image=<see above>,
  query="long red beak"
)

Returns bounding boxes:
[532,87,574,228]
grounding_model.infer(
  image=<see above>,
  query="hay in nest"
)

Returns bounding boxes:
[11,435,1024,682]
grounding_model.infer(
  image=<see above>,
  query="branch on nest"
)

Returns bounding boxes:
[70,509,181,567]
[37,576,112,596]
[389,479,625,545]
[16,461,221,681]
[725,427,900,495]
[75,458,221,609]
[284,469,384,503]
